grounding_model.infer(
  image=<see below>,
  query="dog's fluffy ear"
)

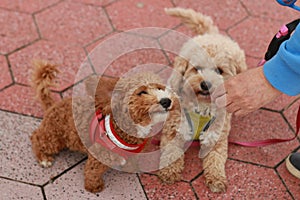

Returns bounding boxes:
[235,59,247,74]
[167,56,189,93]
[230,48,248,75]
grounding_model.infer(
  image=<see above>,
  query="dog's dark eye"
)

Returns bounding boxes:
[137,91,148,96]
[215,67,224,75]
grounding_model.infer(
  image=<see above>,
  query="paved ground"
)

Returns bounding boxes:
[0,0,300,199]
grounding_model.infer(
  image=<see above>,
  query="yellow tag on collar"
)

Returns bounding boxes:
[188,112,213,140]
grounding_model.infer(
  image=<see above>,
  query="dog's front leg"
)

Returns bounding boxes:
[157,136,185,184]
[84,153,108,193]
[202,135,228,193]
[157,114,188,184]
[200,111,230,193]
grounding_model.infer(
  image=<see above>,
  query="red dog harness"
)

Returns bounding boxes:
[89,111,148,157]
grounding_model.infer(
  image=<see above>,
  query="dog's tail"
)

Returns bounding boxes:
[165,7,219,35]
[31,60,59,111]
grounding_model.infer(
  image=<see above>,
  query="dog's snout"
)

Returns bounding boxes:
[159,98,172,109]
[200,81,212,91]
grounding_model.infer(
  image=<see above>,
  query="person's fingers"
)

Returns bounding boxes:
[211,84,226,100]
[214,94,230,108]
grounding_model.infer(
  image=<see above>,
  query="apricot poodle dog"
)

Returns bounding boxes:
[30,60,185,193]
[158,8,247,192]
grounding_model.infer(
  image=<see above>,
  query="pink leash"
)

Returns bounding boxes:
[229,105,300,147]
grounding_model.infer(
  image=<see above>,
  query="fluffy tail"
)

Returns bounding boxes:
[165,7,219,35]
[31,60,59,111]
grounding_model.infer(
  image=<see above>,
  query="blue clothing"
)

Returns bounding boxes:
[263,24,300,96]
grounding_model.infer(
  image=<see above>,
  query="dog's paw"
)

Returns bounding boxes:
[157,167,182,184]
[205,176,227,193]
[157,157,184,184]
[39,160,53,168]
[85,181,105,193]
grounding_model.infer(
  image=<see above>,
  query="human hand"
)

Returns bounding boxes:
[211,67,282,116]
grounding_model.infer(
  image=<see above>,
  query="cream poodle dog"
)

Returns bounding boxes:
[158,8,247,192]
[30,60,183,193]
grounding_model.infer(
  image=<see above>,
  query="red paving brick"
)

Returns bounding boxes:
[192,160,292,200]
[139,173,196,200]
[263,95,299,112]
[0,0,60,14]
[0,85,60,117]
[35,1,113,46]
[1,1,300,199]
[241,0,299,22]
[228,17,282,58]
[87,31,161,75]
[106,0,179,31]
[229,109,299,167]
[173,0,248,30]
[104,49,169,77]
[0,8,39,54]
[9,40,92,90]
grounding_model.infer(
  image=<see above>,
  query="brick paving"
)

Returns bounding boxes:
[0,0,299,199]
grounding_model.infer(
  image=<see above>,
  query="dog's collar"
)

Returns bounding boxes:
[89,111,148,154]
[184,110,215,140]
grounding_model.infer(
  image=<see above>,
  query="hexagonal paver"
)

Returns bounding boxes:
[173,0,248,30]
[106,0,179,32]
[241,0,300,22]
[35,1,112,46]
[0,55,13,90]
[139,174,196,200]
[192,160,292,200]
[0,0,60,14]
[0,110,86,185]
[0,85,61,117]
[0,8,39,55]
[0,179,43,200]
[228,109,299,167]
[277,150,300,199]
[44,162,146,200]
[9,40,93,91]
[228,17,283,58]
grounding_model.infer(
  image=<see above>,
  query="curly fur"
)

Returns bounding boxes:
[30,61,181,193]
[159,8,248,193]
[31,60,59,111]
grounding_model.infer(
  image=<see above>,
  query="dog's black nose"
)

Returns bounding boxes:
[200,81,212,91]
[159,98,172,109]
